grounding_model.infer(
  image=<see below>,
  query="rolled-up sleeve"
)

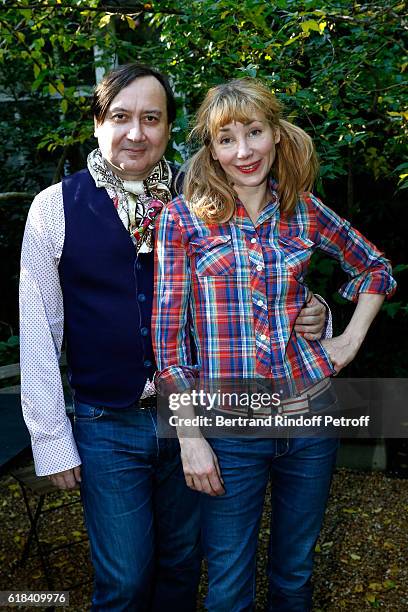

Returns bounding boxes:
[310,194,397,303]
[152,205,199,395]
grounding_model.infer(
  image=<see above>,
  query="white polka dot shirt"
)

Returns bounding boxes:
[19,180,155,477]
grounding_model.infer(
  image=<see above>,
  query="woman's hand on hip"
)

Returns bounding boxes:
[320,334,361,374]
[179,436,225,496]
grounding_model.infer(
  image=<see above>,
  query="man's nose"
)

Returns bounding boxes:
[237,138,252,159]
[127,122,146,141]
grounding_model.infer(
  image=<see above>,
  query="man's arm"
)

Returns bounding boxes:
[20,185,81,487]
[294,291,332,340]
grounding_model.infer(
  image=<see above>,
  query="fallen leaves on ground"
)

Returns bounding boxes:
[0,468,406,611]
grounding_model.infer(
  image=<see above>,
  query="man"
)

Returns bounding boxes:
[19,64,328,611]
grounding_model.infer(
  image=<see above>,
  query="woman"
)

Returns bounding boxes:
[152,78,396,611]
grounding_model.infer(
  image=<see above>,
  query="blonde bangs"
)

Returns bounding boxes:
[206,98,264,141]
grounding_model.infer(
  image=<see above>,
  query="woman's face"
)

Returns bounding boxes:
[211,112,280,190]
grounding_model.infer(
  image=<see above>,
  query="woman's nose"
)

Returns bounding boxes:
[236,138,252,159]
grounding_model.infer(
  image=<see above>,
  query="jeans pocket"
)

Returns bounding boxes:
[74,401,105,422]
[309,387,339,414]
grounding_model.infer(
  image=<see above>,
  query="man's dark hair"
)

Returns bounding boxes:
[91,63,176,124]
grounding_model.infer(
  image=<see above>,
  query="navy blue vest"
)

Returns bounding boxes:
[60,169,161,407]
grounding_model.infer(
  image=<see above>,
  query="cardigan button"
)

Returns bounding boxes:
[138,293,146,302]
[140,327,149,336]
[144,360,152,368]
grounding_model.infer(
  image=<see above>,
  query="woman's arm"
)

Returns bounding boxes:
[307,193,396,372]
[321,293,384,373]
[152,203,224,496]
[309,193,396,303]
[152,204,197,394]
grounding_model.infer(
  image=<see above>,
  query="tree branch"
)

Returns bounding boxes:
[52,145,70,185]
[1,3,183,15]
[0,192,35,202]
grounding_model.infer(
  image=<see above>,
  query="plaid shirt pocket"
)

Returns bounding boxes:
[278,235,315,277]
[190,235,236,276]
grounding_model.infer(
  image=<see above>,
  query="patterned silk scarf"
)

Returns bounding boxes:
[87,148,173,253]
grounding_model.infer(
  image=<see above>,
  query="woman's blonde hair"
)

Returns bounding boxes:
[183,77,319,222]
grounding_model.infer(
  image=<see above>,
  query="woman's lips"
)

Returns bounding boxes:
[235,160,262,174]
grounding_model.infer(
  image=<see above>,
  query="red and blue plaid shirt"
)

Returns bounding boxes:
[152,184,396,395]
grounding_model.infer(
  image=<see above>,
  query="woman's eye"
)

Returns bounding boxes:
[249,129,262,137]
[219,137,232,145]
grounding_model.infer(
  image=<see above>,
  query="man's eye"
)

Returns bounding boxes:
[144,115,159,123]
[112,114,126,121]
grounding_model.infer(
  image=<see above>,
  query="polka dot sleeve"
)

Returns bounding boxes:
[19,183,82,476]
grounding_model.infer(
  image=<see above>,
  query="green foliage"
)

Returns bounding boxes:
[0,336,19,367]
[150,0,407,187]
[0,1,405,186]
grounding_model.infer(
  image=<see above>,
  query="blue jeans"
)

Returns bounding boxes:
[201,436,338,612]
[73,401,201,612]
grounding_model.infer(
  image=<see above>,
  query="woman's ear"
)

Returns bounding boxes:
[211,147,218,161]
[274,126,281,145]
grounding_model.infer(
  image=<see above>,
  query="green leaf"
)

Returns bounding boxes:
[125,16,137,30]
[382,302,402,318]
[99,14,112,28]
[301,20,320,33]
[393,264,408,274]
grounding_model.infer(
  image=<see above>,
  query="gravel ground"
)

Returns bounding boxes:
[0,467,407,611]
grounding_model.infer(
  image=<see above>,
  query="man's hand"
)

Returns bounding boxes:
[179,436,225,497]
[320,334,361,374]
[295,292,326,340]
[48,466,82,490]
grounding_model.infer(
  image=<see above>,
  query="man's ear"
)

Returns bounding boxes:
[274,126,281,145]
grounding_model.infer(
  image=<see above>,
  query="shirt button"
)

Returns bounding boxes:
[144,360,152,368]
[250,238,257,244]
[260,334,268,341]
[140,327,149,336]
[256,265,263,272]
[138,293,146,302]
[257,300,264,307]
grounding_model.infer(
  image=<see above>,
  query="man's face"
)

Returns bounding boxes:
[94,75,171,181]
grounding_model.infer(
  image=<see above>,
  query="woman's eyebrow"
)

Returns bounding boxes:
[218,120,262,131]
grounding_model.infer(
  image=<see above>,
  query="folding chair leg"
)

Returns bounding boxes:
[18,486,54,590]
[19,486,45,564]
